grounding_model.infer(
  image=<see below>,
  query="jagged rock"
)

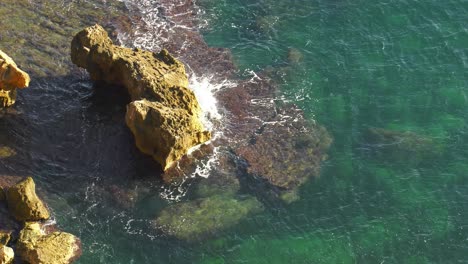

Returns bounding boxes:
[71,24,210,170]
[0,175,23,202]
[153,195,263,240]
[0,245,14,264]
[126,100,210,170]
[6,177,50,221]
[0,50,30,107]
[17,222,81,264]
[0,231,11,246]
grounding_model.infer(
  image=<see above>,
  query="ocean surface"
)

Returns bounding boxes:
[1,0,468,263]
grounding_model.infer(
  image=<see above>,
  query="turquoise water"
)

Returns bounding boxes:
[1,0,468,263]
[196,0,468,263]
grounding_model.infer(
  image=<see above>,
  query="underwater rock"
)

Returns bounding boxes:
[0,147,16,159]
[6,177,50,222]
[192,152,242,198]
[365,127,441,164]
[153,195,263,240]
[287,48,304,65]
[256,15,279,34]
[0,50,30,107]
[0,245,14,264]
[236,118,331,189]
[17,222,81,264]
[71,24,211,170]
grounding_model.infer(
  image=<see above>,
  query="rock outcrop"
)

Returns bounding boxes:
[17,222,81,264]
[6,177,50,222]
[0,50,30,107]
[70,24,211,170]
[0,245,14,264]
[1,177,80,263]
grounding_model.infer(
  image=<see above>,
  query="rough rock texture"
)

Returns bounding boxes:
[0,231,11,246]
[126,100,210,170]
[0,50,30,107]
[0,245,14,264]
[6,177,50,222]
[17,222,81,264]
[153,195,263,240]
[71,24,210,170]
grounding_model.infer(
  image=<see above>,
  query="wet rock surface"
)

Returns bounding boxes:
[0,177,80,263]
[17,222,81,264]
[6,177,50,222]
[71,24,211,170]
[107,0,333,239]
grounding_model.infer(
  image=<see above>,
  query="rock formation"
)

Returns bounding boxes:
[16,222,81,264]
[6,177,50,222]
[70,24,211,170]
[0,177,81,263]
[0,50,30,107]
[0,245,14,264]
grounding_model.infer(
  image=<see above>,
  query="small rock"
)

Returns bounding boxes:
[0,49,30,108]
[17,222,81,264]
[6,177,50,221]
[0,245,14,264]
[0,147,16,159]
[0,231,11,246]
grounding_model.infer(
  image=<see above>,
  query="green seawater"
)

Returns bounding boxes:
[1,0,467,263]
[195,0,468,263]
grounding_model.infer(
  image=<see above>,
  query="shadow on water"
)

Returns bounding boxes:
[0,73,165,195]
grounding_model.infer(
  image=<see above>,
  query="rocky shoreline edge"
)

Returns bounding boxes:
[1,177,81,264]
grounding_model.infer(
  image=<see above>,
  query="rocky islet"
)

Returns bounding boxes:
[0,0,332,247]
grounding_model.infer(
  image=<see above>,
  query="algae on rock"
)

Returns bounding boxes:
[71,24,211,171]
[153,195,263,240]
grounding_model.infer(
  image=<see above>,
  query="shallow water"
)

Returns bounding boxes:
[1,0,468,263]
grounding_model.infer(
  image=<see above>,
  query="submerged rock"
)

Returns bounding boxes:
[71,24,211,170]
[365,127,441,164]
[153,195,263,240]
[0,50,30,107]
[6,177,50,222]
[0,245,14,264]
[17,222,81,264]
[0,147,16,159]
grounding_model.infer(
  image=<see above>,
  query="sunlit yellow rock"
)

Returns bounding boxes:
[0,146,16,159]
[17,222,81,264]
[0,50,30,107]
[6,177,50,221]
[0,245,14,264]
[71,25,211,170]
